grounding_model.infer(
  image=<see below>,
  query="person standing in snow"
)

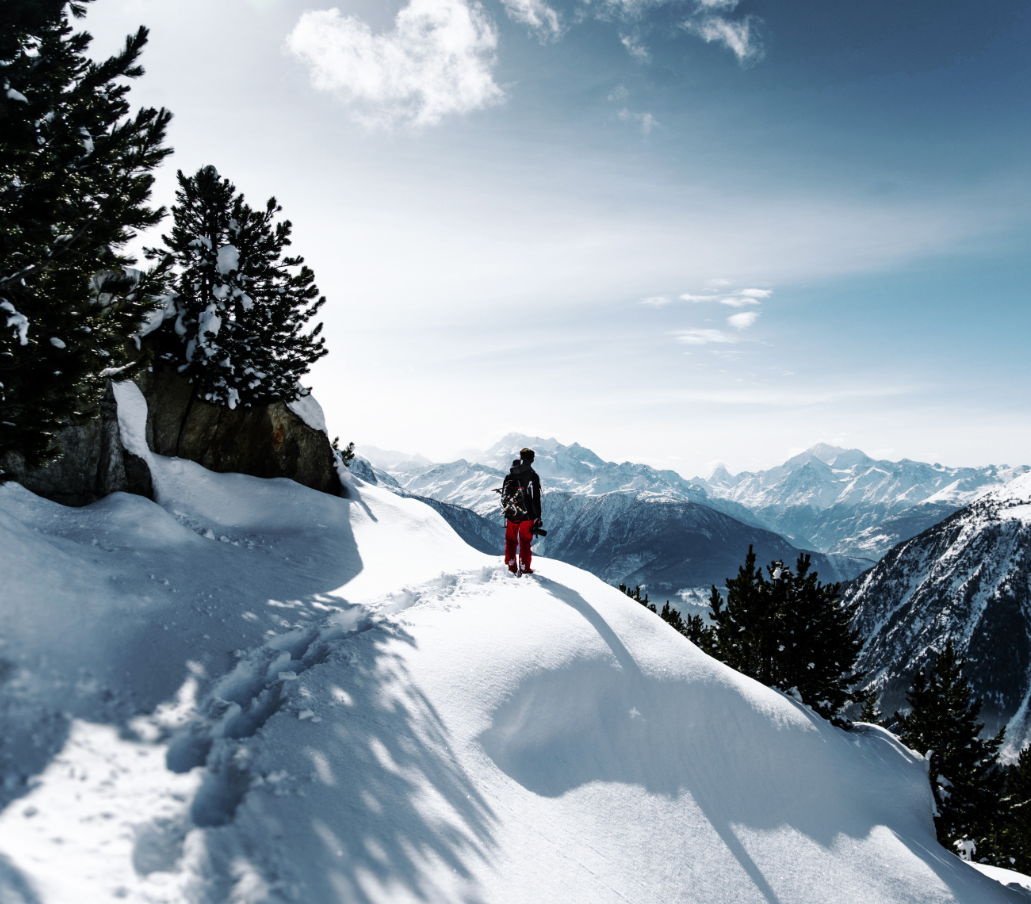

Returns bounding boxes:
[501,447,543,574]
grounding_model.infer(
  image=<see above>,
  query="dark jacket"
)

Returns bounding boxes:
[503,462,542,522]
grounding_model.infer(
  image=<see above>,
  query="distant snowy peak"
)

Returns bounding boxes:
[373,433,764,527]
[783,442,851,468]
[355,444,433,470]
[693,443,1029,513]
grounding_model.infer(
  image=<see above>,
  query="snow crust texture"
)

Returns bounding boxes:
[0,410,1020,902]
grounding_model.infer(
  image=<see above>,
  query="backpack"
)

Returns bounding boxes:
[496,476,530,521]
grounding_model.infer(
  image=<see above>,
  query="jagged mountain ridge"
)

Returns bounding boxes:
[375,433,765,528]
[845,472,1031,754]
[693,444,1027,559]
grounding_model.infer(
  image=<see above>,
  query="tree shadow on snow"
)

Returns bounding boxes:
[0,854,43,904]
[228,621,497,904]
[1,469,498,901]
[479,578,1000,904]
[0,471,365,813]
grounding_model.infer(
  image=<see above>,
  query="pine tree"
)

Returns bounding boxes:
[619,583,655,613]
[702,546,866,727]
[147,166,327,408]
[858,692,883,725]
[895,639,1006,861]
[618,583,702,642]
[0,0,172,466]
[999,747,1031,873]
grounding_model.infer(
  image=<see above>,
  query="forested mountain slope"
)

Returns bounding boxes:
[846,473,1031,752]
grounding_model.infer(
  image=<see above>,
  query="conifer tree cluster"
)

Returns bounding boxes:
[892,640,1007,863]
[0,0,171,466]
[146,166,327,408]
[619,584,697,639]
[683,546,866,727]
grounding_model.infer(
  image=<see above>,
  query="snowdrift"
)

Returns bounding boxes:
[0,386,1022,903]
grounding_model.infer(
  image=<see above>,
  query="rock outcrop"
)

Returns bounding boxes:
[1,367,343,505]
[136,366,342,497]
[0,383,153,506]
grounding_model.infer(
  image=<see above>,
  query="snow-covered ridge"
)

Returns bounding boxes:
[0,398,1018,901]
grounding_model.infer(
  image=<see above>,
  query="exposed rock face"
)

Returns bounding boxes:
[1,368,343,505]
[0,383,153,506]
[136,366,343,497]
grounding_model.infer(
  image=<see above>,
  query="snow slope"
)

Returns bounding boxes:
[0,394,1019,903]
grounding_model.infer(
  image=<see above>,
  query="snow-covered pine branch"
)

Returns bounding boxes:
[145,165,328,409]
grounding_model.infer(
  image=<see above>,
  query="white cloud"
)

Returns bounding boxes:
[679,287,771,307]
[285,1,503,128]
[501,0,563,41]
[671,328,739,345]
[718,296,759,307]
[707,277,733,287]
[618,108,658,134]
[640,295,672,305]
[684,14,764,65]
[620,33,650,61]
[727,310,760,329]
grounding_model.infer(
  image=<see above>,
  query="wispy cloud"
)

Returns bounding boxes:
[727,310,759,329]
[678,287,772,307]
[718,296,760,308]
[683,12,764,66]
[620,33,650,61]
[670,328,740,345]
[640,295,672,306]
[285,0,502,128]
[501,0,563,41]
[618,107,658,134]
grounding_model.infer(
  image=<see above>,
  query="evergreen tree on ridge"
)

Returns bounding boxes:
[0,0,172,466]
[148,165,327,408]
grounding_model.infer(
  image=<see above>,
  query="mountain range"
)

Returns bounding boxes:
[693,443,1027,559]
[357,436,1026,582]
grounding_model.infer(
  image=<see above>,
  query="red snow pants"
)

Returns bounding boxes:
[505,519,534,572]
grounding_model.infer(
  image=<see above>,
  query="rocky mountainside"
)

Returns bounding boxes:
[692,443,1027,559]
[845,472,1031,753]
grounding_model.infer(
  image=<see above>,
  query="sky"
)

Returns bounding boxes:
[83,0,1031,476]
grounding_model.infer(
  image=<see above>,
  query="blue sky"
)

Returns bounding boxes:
[86,0,1030,474]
